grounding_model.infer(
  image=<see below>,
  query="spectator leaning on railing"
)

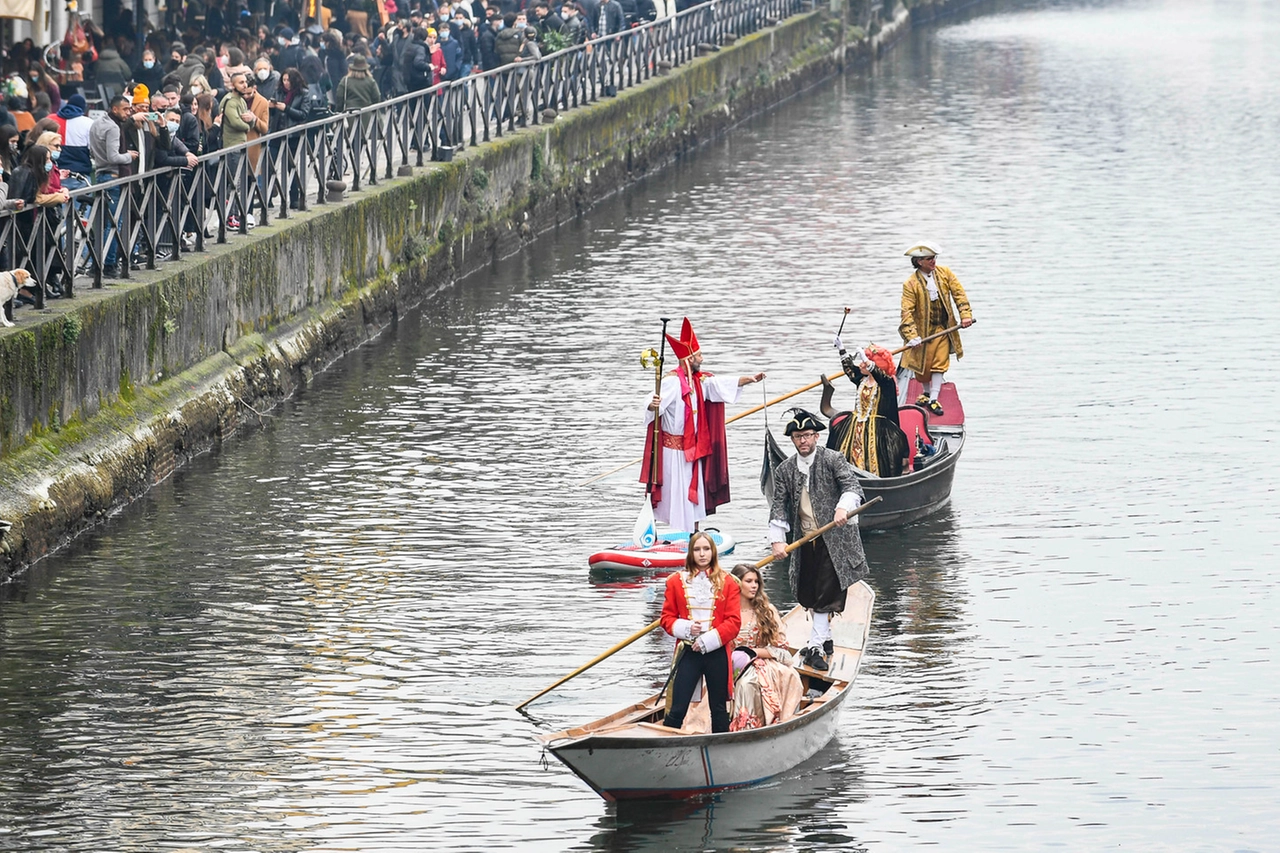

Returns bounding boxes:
[88,95,141,277]
[54,94,94,195]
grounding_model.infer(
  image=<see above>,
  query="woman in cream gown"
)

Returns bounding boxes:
[728,564,804,731]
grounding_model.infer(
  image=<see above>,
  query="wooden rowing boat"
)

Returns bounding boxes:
[537,582,875,800]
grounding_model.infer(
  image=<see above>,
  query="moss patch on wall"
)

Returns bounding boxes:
[0,10,849,578]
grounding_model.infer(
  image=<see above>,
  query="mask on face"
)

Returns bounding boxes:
[257,68,270,80]
[29,72,39,80]
[278,36,287,46]
[439,31,449,39]
[515,21,526,28]
[44,160,53,173]
[191,86,203,95]
[143,60,155,69]
[167,120,179,133]
[51,149,61,161]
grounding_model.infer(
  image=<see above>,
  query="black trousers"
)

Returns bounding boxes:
[796,537,847,614]
[664,644,730,733]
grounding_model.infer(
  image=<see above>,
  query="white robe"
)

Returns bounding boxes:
[643,373,742,532]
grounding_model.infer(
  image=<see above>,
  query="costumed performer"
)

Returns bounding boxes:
[898,242,975,415]
[660,530,741,733]
[768,408,869,672]
[823,340,909,477]
[728,564,803,731]
[642,317,765,532]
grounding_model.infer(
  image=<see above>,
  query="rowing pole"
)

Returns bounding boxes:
[577,324,963,487]
[514,496,882,711]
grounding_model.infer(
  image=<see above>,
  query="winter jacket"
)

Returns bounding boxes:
[94,49,132,90]
[439,36,464,81]
[495,27,522,65]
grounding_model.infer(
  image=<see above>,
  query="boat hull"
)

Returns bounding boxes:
[538,584,875,800]
[549,688,847,800]
[857,430,963,529]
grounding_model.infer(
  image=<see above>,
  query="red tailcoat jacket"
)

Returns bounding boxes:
[660,570,742,695]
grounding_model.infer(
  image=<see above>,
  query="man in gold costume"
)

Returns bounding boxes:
[897,242,975,415]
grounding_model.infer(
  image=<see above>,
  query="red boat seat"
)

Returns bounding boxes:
[898,404,931,472]
[903,379,965,427]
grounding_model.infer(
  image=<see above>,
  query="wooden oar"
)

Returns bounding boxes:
[577,373,844,487]
[514,496,882,711]
[578,323,965,487]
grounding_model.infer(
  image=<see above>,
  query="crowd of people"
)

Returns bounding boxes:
[0,0,713,314]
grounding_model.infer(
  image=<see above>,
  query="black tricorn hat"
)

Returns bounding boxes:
[784,408,825,435]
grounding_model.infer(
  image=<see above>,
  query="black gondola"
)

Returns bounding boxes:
[762,378,965,529]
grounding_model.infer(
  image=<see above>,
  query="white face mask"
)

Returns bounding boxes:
[191,86,203,95]
[256,68,270,80]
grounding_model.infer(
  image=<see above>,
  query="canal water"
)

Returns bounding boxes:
[2,0,1277,849]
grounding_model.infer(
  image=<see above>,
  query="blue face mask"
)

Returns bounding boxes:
[144,60,155,69]
[439,32,449,39]
[51,149,60,161]
[167,121,179,133]
[516,21,526,28]
[44,160,52,173]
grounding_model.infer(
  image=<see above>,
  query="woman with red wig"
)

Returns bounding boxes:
[827,342,909,477]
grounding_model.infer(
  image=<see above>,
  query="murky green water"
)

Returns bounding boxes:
[2,0,1277,849]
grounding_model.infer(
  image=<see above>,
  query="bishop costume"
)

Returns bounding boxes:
[641,319,744,531]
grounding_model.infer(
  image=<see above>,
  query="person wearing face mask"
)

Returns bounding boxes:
[275,28,303,73]
[437,22,463,82]
[7,145,68,299]
[494,12,522,66]
[450,11,479,76]
[133,48,165,95]
[253,57,281,102]
[26,66,62,115]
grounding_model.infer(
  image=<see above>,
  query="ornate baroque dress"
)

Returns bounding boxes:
[728,610,803,731]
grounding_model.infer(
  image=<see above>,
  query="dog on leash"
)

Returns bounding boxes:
[0,269,32,327]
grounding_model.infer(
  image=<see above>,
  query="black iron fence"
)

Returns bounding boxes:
[2,0,806,312]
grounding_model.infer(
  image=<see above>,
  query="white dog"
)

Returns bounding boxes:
[0,269,31,327]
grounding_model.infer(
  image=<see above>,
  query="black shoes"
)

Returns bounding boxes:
[823,639,834,657]
[801,647,828,672]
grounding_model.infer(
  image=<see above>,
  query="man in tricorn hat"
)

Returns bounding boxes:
[642,318,765,532]
[768,408,868,671]
[898,242,975,414]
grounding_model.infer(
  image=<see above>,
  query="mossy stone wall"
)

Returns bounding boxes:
[0,10,844,575]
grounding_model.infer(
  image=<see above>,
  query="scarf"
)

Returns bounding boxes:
[676,361,712,503]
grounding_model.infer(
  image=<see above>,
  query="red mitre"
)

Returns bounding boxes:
[664,318,701,361]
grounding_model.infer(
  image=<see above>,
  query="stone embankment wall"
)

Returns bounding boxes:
[0,0,967,577]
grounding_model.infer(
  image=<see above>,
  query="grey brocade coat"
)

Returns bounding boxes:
[769,446,870,596]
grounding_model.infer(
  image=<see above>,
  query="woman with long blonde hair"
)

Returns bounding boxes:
[659,531,740,733]
[728,564,803,731]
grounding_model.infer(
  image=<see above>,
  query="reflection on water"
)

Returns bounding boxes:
[2,0,1280,848]
[579,744,869,852]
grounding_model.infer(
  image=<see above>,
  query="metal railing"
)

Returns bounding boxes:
[2,0,805,311]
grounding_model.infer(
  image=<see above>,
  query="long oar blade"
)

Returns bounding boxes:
[760,426,787,499]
